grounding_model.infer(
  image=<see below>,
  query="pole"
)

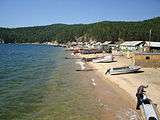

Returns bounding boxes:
[149,29,152,52]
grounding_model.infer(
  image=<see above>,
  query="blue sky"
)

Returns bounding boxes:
[0,0,160,27]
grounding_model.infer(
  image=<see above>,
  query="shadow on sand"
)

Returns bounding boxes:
[76,69,98,71]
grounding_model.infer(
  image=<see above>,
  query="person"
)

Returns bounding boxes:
[136,85,148,110]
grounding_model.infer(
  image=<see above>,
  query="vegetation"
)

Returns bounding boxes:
[0,17,160,43]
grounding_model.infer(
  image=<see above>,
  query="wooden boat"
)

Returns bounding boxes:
[80,49,103,54]
[140,94,160,120]
[92,55,114,63]
[81,57,100,62]
[105,66,141,75]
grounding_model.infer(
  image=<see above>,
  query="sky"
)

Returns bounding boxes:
[0,0,160,28]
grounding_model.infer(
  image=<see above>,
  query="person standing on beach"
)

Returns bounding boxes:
[136,85,148,110]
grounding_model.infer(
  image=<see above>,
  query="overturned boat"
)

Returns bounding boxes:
[105,66,141,75]
[92,55,114,63]
[140,95,160,120]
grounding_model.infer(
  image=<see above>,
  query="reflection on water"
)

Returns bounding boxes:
[0,44,140,120]
[0,44,102,120]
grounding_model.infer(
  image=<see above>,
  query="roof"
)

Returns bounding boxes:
[94,42,102,45]
[120,41,144,46]
[135,52,160,55]
[145,41,160,48]
[102,41,112,45]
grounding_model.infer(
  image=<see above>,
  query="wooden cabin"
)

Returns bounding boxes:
[134,52,160,68]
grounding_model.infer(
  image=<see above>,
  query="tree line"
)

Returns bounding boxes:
[0,17,160,44]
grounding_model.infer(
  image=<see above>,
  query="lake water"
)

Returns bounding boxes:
[0,44,141,120]
[0,44,106,120]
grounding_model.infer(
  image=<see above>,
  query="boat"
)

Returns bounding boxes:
[80,49,103,54]
[140,94,160,120]
[81,56,101,62]
[105,66,141,75]
[92,55,114,63]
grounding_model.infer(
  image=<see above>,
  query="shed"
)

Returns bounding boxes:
[120,41,145,51]
[102,41,112,46]
[101,41,116,52]
[92,42,102,49]
[144,41,160,52]
[134,52,160,68]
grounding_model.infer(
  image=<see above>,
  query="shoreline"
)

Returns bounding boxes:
[82,63,141,119]
[75,53,160,118]
[75,54,142,119]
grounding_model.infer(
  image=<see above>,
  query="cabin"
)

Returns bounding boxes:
[120,41,145,51]
[90,42,102,49]
[144,41,160,52]
[101,41,116,53]
[134,52,160,68]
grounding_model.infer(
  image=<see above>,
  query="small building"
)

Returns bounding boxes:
[144,41,160,52]
[91,42,102,49]
[120,41,145,51]
[134,52,160,68]
[101,41,117,53]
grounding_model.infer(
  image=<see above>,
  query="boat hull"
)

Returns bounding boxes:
[140,95,160,120]
[105,66,141,75]
[92,55,114,63]
[92,59,113,63]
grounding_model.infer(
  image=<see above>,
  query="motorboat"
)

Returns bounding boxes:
[140,94,160,120]
[105,66,141,75]
[80,49,103,54]
[81,57,101,62]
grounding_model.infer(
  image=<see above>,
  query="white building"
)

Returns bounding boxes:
[120,41,145,51]
[144,41,160,52]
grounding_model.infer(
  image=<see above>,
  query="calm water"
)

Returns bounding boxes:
[0,44,102,120]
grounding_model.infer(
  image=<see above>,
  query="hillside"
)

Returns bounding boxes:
[0,17,160,43]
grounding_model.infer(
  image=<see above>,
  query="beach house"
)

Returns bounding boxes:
[101,41,116,53]
[90,41,102,49]
[144,41,160,52]
[120,41,145,51]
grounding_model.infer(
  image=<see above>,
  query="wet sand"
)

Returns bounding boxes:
[76,61,142,120]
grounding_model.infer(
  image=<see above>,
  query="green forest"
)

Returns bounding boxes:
[0,17,160,44]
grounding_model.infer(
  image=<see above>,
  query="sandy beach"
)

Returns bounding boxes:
[77,53,160,118]
[75,62,141,120]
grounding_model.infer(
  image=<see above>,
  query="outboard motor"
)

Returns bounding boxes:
[105,68,111,75]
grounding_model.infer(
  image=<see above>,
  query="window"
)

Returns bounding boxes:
[146,56,150,60]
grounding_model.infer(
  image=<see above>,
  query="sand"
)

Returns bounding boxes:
[77,61,141,120]
[77,53,160,114]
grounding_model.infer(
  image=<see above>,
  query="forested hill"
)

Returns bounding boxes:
[0,17,160,43]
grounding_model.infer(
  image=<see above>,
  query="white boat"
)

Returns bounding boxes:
[105,66,141,75]
[140,95,160,120]
[92,55,114,63]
